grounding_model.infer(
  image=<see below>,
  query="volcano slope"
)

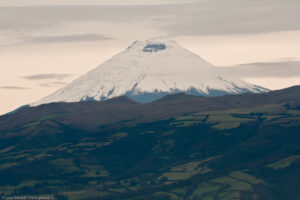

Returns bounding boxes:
[0,86,299,200]
[33,39,268,106]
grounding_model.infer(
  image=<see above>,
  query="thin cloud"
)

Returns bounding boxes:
[51,81,68,85]
[23,73,74,81]
[0,1,299,36]
[220,61,300,78]
[0,86,29,90]
[40,81,68,87]
[25,34,112,44]
[0,0,194,7]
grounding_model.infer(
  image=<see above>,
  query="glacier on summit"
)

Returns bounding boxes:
[33,39,268,106]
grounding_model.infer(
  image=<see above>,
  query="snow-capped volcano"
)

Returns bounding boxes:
[33,39,268,106]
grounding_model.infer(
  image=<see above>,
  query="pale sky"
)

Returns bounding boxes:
[0,0,300,115]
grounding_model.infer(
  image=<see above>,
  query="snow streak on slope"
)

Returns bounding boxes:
[33,39,268,106]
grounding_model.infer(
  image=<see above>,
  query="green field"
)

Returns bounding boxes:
[0,103,299,200]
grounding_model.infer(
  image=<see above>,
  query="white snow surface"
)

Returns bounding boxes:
[32,39,268,106]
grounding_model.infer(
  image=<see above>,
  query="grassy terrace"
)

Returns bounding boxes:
[0,103,299,199]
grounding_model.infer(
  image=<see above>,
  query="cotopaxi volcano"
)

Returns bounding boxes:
[33,39,268,106]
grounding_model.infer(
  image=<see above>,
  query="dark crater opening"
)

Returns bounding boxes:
[143,44,166,52]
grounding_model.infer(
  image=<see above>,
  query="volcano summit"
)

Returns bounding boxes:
[33,39,268,105]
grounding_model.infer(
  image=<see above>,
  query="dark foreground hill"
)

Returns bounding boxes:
[0,86,299,200]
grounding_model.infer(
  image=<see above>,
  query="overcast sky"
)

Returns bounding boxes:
[0,0,300,115]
